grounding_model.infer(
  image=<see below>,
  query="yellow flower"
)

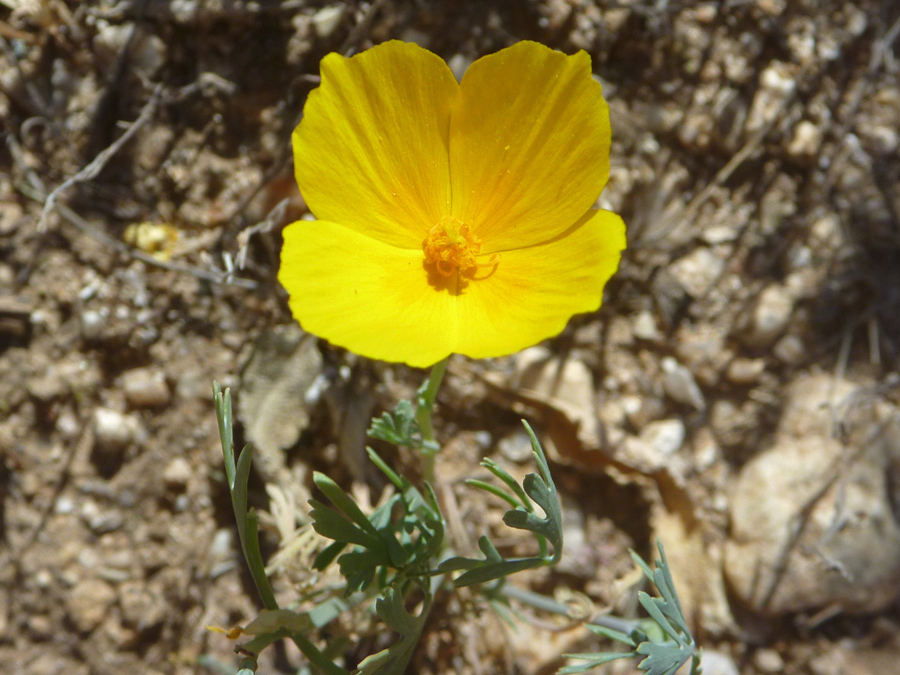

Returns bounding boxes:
[279,41,626,368]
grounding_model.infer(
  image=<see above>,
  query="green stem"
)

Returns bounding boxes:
[501,584,641,635]
[415,356,449,485]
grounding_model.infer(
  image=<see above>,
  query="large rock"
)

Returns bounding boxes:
[725,374,900,615]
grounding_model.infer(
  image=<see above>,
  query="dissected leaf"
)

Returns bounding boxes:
[368,399,417,447]
[357,586,432,675]
[439,423,563,586]
[636,639,695,675]
[561,542,698,675]
[584,623,638,648]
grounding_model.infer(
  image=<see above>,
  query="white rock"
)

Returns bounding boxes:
[773,334,805,365]
[34,569,53,589]
[80,309,106,340]
[746,62,796,133]
[693,428,719,469]
[93,408,142,450]
[787,120,823,158]
[756,0,785,17]
[640,419,686,455]
[399,28,430,48]
[92,20,132,66]
[725,358,766,384]
[66,578,116,633]
[668,247,725,297]
[725,376,900,615]
[661,357,706,411]
[122,367,170,408]
[754,649,785,673]
[809,213,843,252]
[169,0,198,22]
[447,54,472,81]
[675,323,730,387]
[163,457,192,490]
[175,368,209,400]
[632,309,661,341]
[132,33,166,78]
[746,284,794,347]
[497,429,534,463]
[54,496,75,514]
[861,125,899,154]
[311,6,344,37]
[119,580,165,630]
[700,651,740,675]
[209,528,234,559]
[761,62,796,93]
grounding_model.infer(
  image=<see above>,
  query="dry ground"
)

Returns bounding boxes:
[2,1,900,674]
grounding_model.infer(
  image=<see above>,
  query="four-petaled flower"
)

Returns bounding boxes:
[279,40,626,367]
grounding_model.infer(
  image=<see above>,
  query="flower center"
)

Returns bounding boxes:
[423,216,498,278]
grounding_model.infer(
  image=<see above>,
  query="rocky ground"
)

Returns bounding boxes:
[2,1,900,674]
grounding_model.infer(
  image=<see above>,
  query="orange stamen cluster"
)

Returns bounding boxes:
[423,216,498,277]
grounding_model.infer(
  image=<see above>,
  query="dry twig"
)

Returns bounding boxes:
[36,84,163,232]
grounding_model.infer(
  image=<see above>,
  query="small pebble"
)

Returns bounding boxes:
[27,616,53,641]
[110,493,133,516]
[448,53,473,81]
[131,33,166,77]
[624,396,666,428]
[119,581,166,630]
[747,284,794,347]
[209,528,234,559]
[498,429,533,463]
[311,6,344,38]
[88,512,124,535]
[632,309,661,341]
[640,419,686,456]
[34,569,53,589]
[54,496,76,514]
[80,309,107,340]
[400,27,430,48]
[756,0,786,17]
[27,375,66,403]
[93,408,142,451]
[699,650,740,675]
[66,578,116,633]
[753,648,785,673]
[726,358,766,384]
[661,357,706,411]
[122,368,170,408]
[667,247,725,297]
[787,120,822,158]
[173,494,190,512]
[862,125,899,154]
[773,334,806,365]
[55,408,80,439]
[162,457,192,490]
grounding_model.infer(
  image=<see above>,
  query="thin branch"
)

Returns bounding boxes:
[10,77,257,289]
[339,0,389,56]
[54,203,259,290]
[36,84,163,232]
[235,197,290,269]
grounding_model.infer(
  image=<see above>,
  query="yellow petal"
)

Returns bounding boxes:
[455,210,625,359]
[293,41,458,249]
[279,219,457,367]
[449,42,611,253]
